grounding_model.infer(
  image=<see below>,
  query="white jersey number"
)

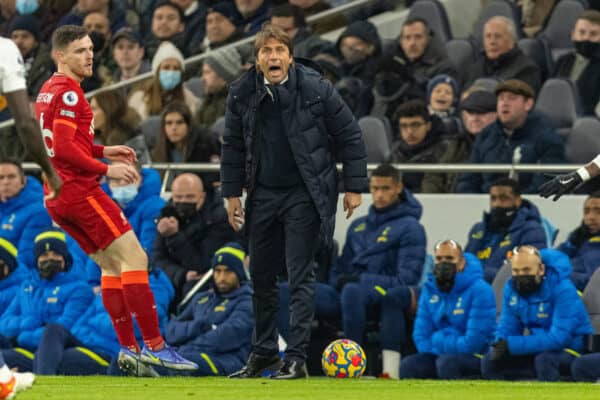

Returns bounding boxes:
[38,112,55,157]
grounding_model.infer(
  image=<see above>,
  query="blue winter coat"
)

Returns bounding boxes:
[165,284,253,363]
[0,265,28,319]
[557,229,600,291]
[70,267,174,357]
[221,62,367,243]
[413,253,496,355]
[329,189,427,289]
[466,199,547,282]
[0,261,94,350]
[496,249,593,355]
[455,111,565,194]
[0,178,52,267]
[86,168,165,286]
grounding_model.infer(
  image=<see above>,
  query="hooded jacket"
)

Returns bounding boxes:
[335,21,382,85]
[557,225,600,291]
[0,265,28,319]
[497,249,593,355]
[329,189,426,289]
[465,199,547,282]
[413,253,496,355]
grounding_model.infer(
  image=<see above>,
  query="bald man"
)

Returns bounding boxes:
[152,173,239,302]
[464,16,540,92]
[482,246,592,381]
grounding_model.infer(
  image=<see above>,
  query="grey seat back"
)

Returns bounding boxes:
[140,115,161,152]
[583,267,600,333]
[358,116,391,163]
[471,0,522,48]
[566,117,600,164]
[534,78,581,137]
[407,0,453,42]
[445,39,476,73]
[184,77,204,98]
[539,0,586,60]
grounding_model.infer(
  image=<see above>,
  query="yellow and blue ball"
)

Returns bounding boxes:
[321,339,366,378]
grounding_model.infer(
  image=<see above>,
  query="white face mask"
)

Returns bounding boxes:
[112,184,138,206]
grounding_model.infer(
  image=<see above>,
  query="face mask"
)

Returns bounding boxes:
[159,70,182,91]
[173,202,197,221]
[16,0,39,15]
[512,274,541,297]
[38,259,63,280]
[112,184,138,207]
[88,31,106,53]
[433,262,457,293]
[488,207,517,231]
[341,47,368,65]
[574,40,600,60]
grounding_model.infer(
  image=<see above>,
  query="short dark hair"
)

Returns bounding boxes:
[401,16,431,36]
[588,190,600,199]
[51,25,88,50]
[161,100,192,128]
[0,157,24,174]
[271,4,306,28]
[490,177,521,196]
[153,0,185,22]
[371,164,401,183]
[394,99,430,122]
[255,23,293,55]
[580,9,600,26]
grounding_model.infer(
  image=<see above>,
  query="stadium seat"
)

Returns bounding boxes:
[211,116,226,142]
[583,268,600,333]
[418,254,434,286]
[358,116,391,163]
[565,117,600,164]
[445,39,476,74]
[184,77,204,98]
[491,262,511,317]
[518,37,554,82]
[539,0,586,60]
[406,0,453,42]
[471,0,523,48]
[140,115,161,151]
[534,78,581,137]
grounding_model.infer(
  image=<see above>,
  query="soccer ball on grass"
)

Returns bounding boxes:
[321,339,366,378]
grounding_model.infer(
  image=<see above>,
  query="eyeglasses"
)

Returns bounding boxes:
[399,121,426,131]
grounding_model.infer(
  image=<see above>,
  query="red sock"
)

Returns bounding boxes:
[101,276,139,353]
[121,270,164,351]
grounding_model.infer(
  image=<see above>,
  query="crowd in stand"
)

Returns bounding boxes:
[1,0,600,380]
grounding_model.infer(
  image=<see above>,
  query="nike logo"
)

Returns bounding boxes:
[146,353,160,363]
[559,177,574,185]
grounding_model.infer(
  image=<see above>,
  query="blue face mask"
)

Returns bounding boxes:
[112,184,138,207]
[16,0,39,15]
[159,70,182,91]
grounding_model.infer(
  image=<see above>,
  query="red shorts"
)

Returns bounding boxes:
[47,186,132,254]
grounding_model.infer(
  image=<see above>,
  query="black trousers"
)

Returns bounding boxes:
[248,184,320,362]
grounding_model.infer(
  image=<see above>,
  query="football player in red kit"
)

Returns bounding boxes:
[35,25,197,376]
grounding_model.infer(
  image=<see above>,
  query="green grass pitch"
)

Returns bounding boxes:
[16,377,600,400]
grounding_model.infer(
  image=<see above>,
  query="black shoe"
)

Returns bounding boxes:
[228,353,282,378]
[271,359,308,379]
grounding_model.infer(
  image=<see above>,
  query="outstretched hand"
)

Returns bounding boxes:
[343,192,362,219]
[538,172,583,201]
[103,145,137,165]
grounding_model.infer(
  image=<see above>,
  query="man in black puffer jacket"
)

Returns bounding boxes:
[222,24,367,379]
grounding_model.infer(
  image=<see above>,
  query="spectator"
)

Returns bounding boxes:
[0,158,52,268]
[553,10,600,117]
[270,4,330,59]
[82,11,115,89]
[460,87,498,138]
[171,0,207,49]
[0,229,95,372]
[110,27,150,94]
[388,99,451,193]
[9,15,53,101]
[0,237,27,321]
[90,91,150,164]
[165,243,252,376]
[11,0,78,44]
[455,80,564,194]
[200,2,247,58]
[58,0,126,34]
[235,0,270,36]
[144,0,188,59]
[400,240,496,379]
[465,178,547,283]
[33,264,173,376]
[153,173,237,302]
[427,74,459,119]
[312,52,341,83]
[289,0,346,34]
[517,0,557,38]
[128,41,199,120]
[193,47,242,129]
[464,16,541,93]
[152,101,220,188]
[482,246,593,381]
[557,191,600,291]
[0,0,17,36]
[85,164,166,288]
[331,164,426,352]
[335,21,382,85]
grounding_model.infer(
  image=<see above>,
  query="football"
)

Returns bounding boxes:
[321,339,367,378]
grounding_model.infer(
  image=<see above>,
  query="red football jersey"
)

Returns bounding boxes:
[35,73,107,201]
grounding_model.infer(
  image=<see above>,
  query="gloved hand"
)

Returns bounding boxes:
[490,339,509,361]
[538,171,583,201]
[336,274,359,291]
